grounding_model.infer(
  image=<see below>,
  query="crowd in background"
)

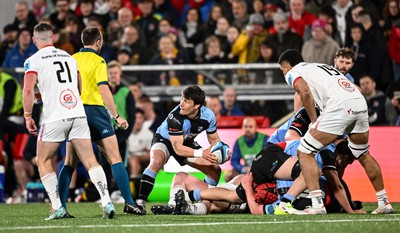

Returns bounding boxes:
[1,0,400,203]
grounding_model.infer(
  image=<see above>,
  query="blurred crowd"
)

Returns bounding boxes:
[1,0,400,203]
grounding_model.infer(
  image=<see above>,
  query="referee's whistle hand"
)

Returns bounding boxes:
[116,117,129,130]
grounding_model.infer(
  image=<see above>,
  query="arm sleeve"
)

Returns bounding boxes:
[167,113,183,135]
[284,70,302,88]
[206,114,217,134]
[96,59,109,85]
[319,148,337,171]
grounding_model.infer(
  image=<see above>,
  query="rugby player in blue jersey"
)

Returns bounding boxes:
[136,86,222,211]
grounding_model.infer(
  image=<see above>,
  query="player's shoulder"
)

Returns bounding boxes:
[200,106,215,121]
[167,105,183,121]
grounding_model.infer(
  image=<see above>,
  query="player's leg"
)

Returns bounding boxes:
[136,143,168,209]
[347,131,393,214]
[70,137,115,219]
[186,158,221,186]
[58,141,80,209]
[96,135,139,212]
[37,140,66,220]
[297,128,338,214]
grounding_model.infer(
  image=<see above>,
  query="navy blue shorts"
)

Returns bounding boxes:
[84,105,115,141]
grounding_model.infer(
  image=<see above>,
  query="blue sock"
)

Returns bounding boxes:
[112,162,134,205]
[283,193,296,202]
[204,176,218,186]
[143,168,157,179]
[58,165,74,209]
[193,189,201,202]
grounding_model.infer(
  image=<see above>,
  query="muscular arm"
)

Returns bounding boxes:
[169,134,198,157]
[293,78,317,123]
[22,73,37,114]
[206,131,221,147]
[323,169,354,213]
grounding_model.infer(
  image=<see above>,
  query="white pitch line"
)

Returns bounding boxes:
[1,218,400,231]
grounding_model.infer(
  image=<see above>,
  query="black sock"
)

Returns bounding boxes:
[188,190,196,202]
[138,174,155,201]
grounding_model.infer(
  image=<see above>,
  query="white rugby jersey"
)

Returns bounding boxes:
[285,62,363,112]
[24,46,86,124]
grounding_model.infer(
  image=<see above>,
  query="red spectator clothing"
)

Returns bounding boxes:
[171,0,186,13]
[289,11,317,39]
[389,24,400,64]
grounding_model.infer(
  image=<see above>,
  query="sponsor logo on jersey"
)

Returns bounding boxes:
[24,60,30,71]
[338,78,355,92]
[197,126,203,132]
[59,89,78,109]
[169,127,179,132]
[288,74,293,86]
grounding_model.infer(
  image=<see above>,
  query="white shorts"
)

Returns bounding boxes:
[38,117,91,142]
[311,98,369,135]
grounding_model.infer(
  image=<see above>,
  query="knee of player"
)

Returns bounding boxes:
[148,156,165,171]
[173,172,189,182]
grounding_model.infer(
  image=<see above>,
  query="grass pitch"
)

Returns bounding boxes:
[0,203,398,233]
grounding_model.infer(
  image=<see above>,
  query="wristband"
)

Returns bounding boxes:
[114,114,120,119]
[24,112,32,119]
[193,149,204,158]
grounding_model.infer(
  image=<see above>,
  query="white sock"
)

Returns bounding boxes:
[41,172,62,210]
[309,190,324,209]
[168,186,186,207]
[187,202,208,215]
[88,166,112,207]
[376,189,388,207]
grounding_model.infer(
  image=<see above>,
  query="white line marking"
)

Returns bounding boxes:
[1,218,400,230]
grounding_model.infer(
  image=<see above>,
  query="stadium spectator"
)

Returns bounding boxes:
[179,7,205,63]
[86,16,115,62]
[118,7,134,28]
[0,25,19,66]
[13,1,38,33]
[380,0,400,39]
[224,117,269,182]
[206,95,222,120]
[263,3,278,32]
[388,19,400,81]
[390,90,400,125]
[213,17,230,53]
[2,28,37,70]
[136,0,161,49]
[104,0,122,25]
[116,46,131,65]
[202,36,228,64]
[205,4,225,36]
[231,13,268,64]
[135,85,223,210]
[351,4,363,23]
[348,23,379,85]
[226,26,241,63]
[31,0,54,21]
[77,0,101,29]
[221,87,244,116]
[305,0,333,16]
[53,29,75,55]
[231,0,249,30]
[127,108,152,194]
[331,0,354,47]
[49,0,75,30]
[353,0,380,25]
[136,96,163,133]
[119,25,151,65]
[153,0,181,28]
[359,75,398,126]
[358,10,392,89]
[108,61,136,160]
[64,16,82,52]
[147,36,192,86]
[128,82,145,103]
[301,19,340,64]
[267,11,303,58]
[288,0,317,39]
[255,38,278,64]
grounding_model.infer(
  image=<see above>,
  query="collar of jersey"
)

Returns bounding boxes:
[79,47,98,54]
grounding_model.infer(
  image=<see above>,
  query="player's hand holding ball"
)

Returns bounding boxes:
[210,141,231,164]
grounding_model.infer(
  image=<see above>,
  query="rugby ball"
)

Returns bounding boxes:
[211,141,231,164]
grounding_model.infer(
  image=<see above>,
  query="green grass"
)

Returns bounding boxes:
[0,203,399,233]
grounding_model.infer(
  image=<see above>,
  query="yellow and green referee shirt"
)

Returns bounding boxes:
[72,48,108,106]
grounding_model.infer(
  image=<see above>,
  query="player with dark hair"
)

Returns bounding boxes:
[23,23,114,220]
[57,27,145,215]
[136,85,223,210]
[334,47,356,83]
[278,49,393,214]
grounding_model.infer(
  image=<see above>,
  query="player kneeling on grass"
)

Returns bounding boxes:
[136,86,223,210]
[23,23,115,220]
